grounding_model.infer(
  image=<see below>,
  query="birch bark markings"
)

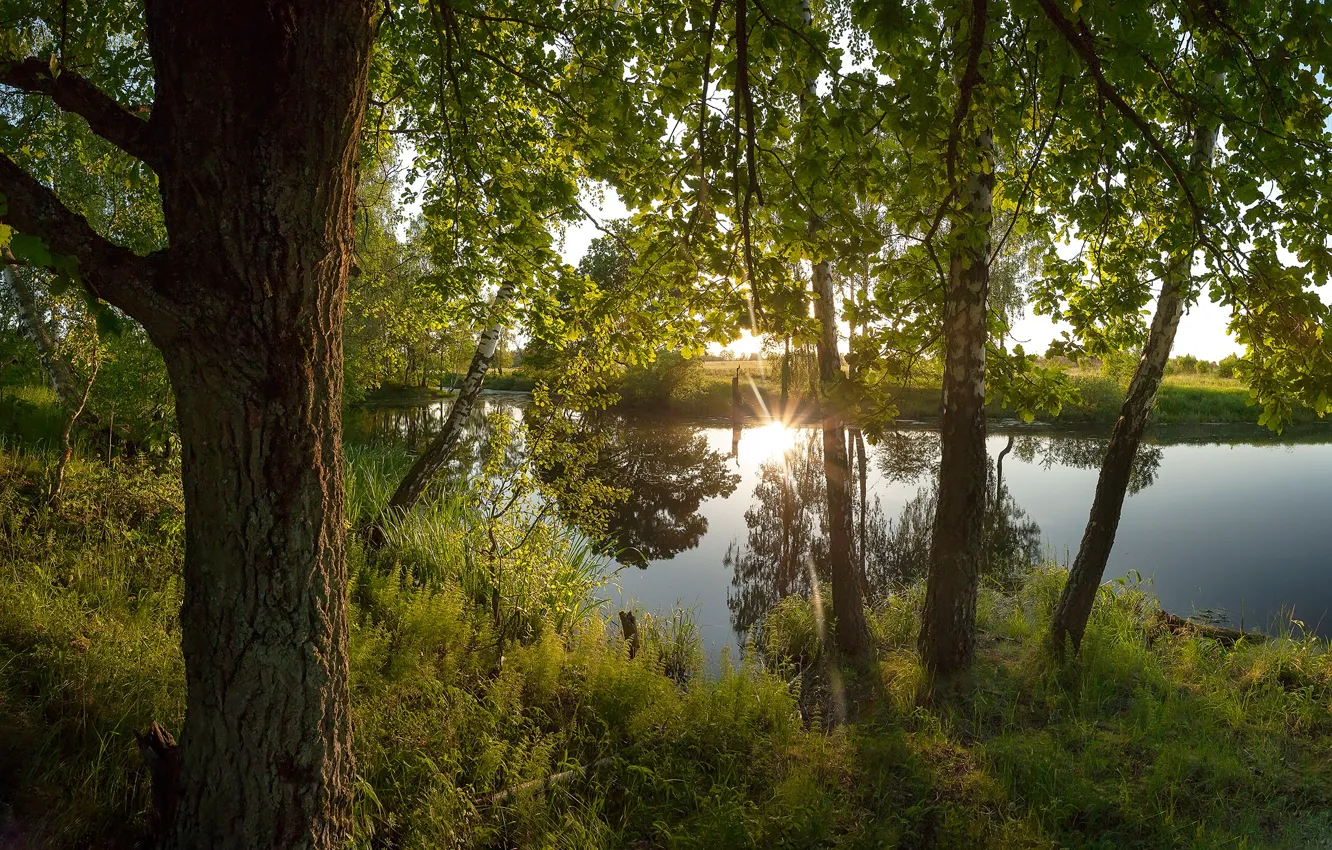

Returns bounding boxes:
[374,279,517,526]
[2,261,78,407]
[919,0,994,673]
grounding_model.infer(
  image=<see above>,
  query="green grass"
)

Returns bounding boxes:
[0,384,67,446]
[659,361,1328,429]
[3,448,1332,848]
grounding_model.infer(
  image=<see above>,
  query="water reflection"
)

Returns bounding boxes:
[724,432,827,634]
[345,395,521,452]
[577,415,741,565]
[724,430,1045,636]
[1011,434,1163,495]
[346,402,1332,651]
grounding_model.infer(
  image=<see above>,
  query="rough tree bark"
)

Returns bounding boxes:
[372,279,516,531]
[0,4,376,847]
[1048,102,1221,653]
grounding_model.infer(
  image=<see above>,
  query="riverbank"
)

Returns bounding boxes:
[355,374,537,406]
[618,362,1316,428]
[3,447,1331,848]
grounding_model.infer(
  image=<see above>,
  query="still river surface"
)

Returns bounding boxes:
[349,394,1332,660]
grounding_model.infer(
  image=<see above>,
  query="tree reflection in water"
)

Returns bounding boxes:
[1012,434,1163,495]
[725,430,1083,639]
[725,431,828,635]
[578,416,741,566]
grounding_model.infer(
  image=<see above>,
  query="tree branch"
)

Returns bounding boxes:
[1,57,161,170]
[0,152,168,327]
[1032,0,1205,233]
[945,0,989,184]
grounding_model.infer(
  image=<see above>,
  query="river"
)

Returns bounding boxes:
[348,395,1332,660]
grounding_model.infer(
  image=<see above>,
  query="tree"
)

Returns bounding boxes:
[789,0,870,660]
[1,3,376,846]
[1023,0,1332,651]
[916,0,996,675]
[1048,82,1222,651]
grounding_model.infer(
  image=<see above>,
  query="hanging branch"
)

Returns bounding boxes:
[735,0,765,322]
[991,75,1066,262]
[698,0,723,183]
[687,0,724,245]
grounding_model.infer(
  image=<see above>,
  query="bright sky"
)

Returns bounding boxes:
[559,191,1247,362]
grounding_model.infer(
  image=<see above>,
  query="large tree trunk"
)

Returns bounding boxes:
[147,5,374,846]
[814,260,871,659]
[165,325,352,849]
[373,280,516,527]
[1,2,373,832]
[919,127,994,675]
[1048,106,1221,653]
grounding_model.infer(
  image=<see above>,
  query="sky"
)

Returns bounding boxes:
[558,191,1248,362]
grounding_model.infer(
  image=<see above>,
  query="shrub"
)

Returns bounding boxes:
[1216,354,1241,379]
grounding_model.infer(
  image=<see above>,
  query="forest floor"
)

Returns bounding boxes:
[3,445,1332,849]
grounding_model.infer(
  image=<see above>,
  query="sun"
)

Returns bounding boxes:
[707,330,767,358]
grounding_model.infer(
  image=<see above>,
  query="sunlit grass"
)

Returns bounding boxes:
[4,447,1332,848]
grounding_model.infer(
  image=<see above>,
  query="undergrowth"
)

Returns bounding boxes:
[2,448,1332,848]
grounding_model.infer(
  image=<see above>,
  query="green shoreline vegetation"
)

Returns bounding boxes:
[4,442,1332,848]
[564,352,1329,429]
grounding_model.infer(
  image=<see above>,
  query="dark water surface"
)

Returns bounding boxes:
[350,395,1332,660]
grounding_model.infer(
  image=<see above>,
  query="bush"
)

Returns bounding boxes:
[1099,348,1140,388]
[617,350,704,406]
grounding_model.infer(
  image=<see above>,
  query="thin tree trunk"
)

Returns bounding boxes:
[799,0,867,659]
[855,428,867,580]
[919,124,995,675]
[1049,102,1221,653]
[49,352,99,507]
[814,262,871,659]
[781,335,790,411]
[370,280,515,537]
[2,259,78,407]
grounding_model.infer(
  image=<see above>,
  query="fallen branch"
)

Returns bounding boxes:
[1152,610,1266,647]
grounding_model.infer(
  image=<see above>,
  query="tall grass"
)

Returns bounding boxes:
[4,447,1332,848]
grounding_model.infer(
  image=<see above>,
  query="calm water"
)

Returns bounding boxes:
[350,395,1332,659]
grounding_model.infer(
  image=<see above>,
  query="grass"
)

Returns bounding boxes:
[4,447,1332,848]
[652,360,1329,429]
[0,384,67,446]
